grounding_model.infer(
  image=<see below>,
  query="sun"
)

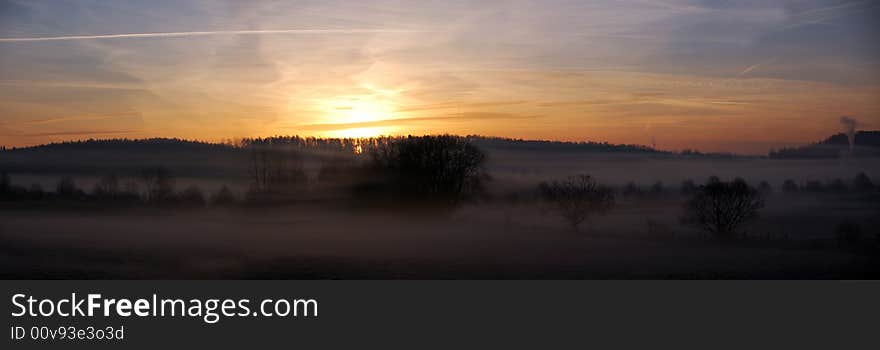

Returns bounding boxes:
[319,96,399,138]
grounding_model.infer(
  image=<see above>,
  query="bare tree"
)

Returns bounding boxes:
[682,177,764,238]
[538,174,614,232]
[249,143,307,194]
[93,173,121,198]
[140,166,175,203]
[56,177,80,198]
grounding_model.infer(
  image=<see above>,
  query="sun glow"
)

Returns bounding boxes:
[318,95,399,138]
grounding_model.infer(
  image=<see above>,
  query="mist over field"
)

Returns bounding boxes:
[1,135,878,279]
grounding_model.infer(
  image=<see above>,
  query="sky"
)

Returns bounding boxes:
[1,0,879,154]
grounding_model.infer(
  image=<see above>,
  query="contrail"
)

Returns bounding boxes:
[737,63,761,77]
[0,29,421,42]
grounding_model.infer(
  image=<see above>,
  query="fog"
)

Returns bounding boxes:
[2,146,877,279]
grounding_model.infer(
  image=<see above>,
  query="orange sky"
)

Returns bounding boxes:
[1,1,879,154]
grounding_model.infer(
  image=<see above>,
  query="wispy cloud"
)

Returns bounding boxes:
[22,130,140,137]
[296,113,541,131]
[20,112,142,126]
[0,29,426,43]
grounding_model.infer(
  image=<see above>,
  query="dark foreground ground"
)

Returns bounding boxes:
[2,198,877,279]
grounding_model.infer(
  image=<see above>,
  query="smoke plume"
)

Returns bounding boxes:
[839,116,858,152]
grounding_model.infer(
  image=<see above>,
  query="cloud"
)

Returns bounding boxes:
[0,29,426,43]
[295,112,541,131]
[20,130,140,137]
[19,112,143,126]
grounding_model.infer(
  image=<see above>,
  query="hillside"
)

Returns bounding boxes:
[769,131,880,158]
[0,136,675,176]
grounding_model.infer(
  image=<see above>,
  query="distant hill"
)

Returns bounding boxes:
[769,131,880,158]
[0,135,677,176]
[466,136,670,155]
[0,138,248,177]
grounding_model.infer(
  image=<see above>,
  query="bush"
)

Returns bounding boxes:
[93,173,121,198]
[803,180,824,193]
[210,186,238,206]
[682,177,764,239]
[835,221,862,246]
[28,184,45,200]
[55,177,84,198]
[853,172,873,191]
[826,178,847,193]
[364,135,487,204]
[538,174,614,232]
[782,179,799,194]
[758,181,773,196]
[0,171,10,195]
[649,181,666,197]
[178,185,207,207]
[680,179,697,196]
[622,181,642,198]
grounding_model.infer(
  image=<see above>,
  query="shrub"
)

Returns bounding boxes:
[93,173,121,198]
[0,171,10,195]
[835,221,862,246]
[55,177,83,198]
[649,181,666,197]
[210,186,238,206]
[28,184,45,200]
[682,177,764,239]
[622,181,642,198]
[782,179,799,194]
[758,181,773,196]
[648,181,666,197]
[680,179,697,196]
[853,172,873,191]
[826,178,847,193]
[803,180,824,193]
[178,185,207,207]
[538,174,614,232]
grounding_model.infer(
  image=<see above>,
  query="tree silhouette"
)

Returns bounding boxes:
[649,181,666,197]
[210,186,237,206]
[827,178,847,192]
[622,181,642,198]
[93,173,121,198]
[538,174,614,232]
[28,183,45,200]
[853,172,873,191]
[0,171,10,197]
[782,179,799,194]
[248,143,307,195]
[55,177,80,198]
[680,179,697,196]
[140,167,175,203]
[682,177,764,238]
[835,221,862,246]
[178,185,207,207]
[366,135,487,204]
[758,181,773,196]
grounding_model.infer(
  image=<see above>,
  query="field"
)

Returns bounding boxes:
[2,145,878,279]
